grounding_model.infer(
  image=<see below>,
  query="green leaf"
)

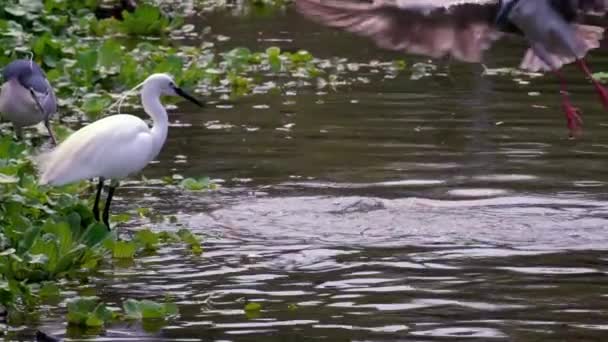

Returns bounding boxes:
[0,173,18,184]
[245,302,262,312]
[123,298,179,320]
[111,241,137,259]
[97,39,123,69]
[245,302,262,318]
[176,229,203,255]
[123,298,142,319]
[80,222,110,247]
[0,249,15,256]
[178,177,215,191]
[66,296,101,326]
[134,229,159,251]
[39,282,60,299]
[77,49,98,71]
[139,300,166,319]
[592,72,608,82]
[82,95,112,120]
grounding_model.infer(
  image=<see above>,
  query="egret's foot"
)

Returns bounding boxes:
[562,100,583,139]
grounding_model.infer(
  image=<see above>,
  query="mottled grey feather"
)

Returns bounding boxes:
[1,59,56,117]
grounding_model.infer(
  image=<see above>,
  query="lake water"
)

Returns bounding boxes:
[27,4,608,341]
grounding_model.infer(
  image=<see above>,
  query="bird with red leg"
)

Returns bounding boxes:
[295,0,608,138]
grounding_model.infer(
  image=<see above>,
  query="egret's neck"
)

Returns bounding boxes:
[141,85,168,157]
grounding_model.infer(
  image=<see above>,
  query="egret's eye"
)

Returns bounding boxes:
[169,82,176,89]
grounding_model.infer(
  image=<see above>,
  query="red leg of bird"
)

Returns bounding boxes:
[555,70,583,138]
[577,59,608,110]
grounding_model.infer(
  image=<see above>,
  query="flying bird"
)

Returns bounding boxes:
[295,0,608,137]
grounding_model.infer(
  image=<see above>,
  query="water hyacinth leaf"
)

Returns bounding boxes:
[82,95,112,120]
[244,302,262,319]
[54,245,86,275]
[0,248,15,256]
[111,213,131,225]
[111,241,137,259]
[80,222,110,247]
[123,299,142,319]
[39,281,60,299]
[98,39,123,69]
[123,299,179,320]
[67,296,112,327]
[140,300,166,319]
[266,46,282,72]
[593,72,608,82]
[134,229,159,251]
[42,220,73,256]
[153,55,184,78]
[4,5,27,17]
[0,173,18,184]
[245,302,262,312]
[119,4,170,36]
[178,177,215,191]
[177,229,203,255]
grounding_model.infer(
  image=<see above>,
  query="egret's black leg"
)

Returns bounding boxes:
[93,177,105,222]
[102,184,116,230]
[44,118,57,146]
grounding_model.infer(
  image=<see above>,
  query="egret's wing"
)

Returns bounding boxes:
[295,0,502,62]
[36,114,152,185]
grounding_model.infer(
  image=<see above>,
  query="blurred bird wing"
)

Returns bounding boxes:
[295,0,501,63]
[37,114,153,185]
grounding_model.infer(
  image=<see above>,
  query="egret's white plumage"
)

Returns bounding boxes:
[35,73,203,228]
[38,114,157,185]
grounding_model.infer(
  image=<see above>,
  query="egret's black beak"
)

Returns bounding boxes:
[173,85,204,107]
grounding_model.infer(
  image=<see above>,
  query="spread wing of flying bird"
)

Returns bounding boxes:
[295,0,608,137]
[295,0,503,63]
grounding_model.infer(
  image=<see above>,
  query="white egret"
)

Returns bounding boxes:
[36,73,203,228]
[0,59,57,144]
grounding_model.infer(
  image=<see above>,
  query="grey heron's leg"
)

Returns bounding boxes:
[555,70,583,138]
[93,177,105,222]
[44,118,57,146]
[102,180,119,230]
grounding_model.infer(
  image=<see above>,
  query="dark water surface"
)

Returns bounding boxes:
[31,6,608,342]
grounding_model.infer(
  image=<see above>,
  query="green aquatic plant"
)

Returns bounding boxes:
[179,177,218,191]
[123,298,179,320]
[118,3,174,36]
[66,296,179,328]
[67,296,114,327]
